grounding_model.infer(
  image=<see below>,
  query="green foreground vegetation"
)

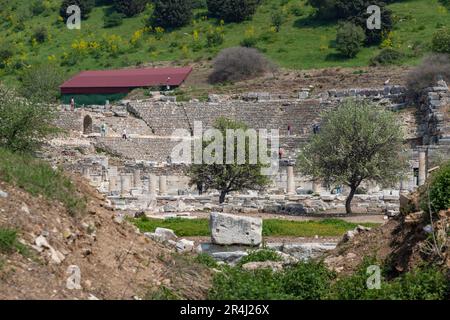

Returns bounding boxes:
[207,259,449,300]
[0,0,449,85]
[0,148,86,216]
[0,228,29,256]
[133,216,379,237]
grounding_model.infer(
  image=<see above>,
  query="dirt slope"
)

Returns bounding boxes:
[324,209,450,277]
[0,177,211,300]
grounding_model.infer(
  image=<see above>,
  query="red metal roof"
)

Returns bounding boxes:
[60,67,192,94]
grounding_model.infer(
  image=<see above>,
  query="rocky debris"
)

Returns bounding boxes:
[210,212,262,246]
[34,235,66,264]
[267,243,337,261]
[0,189,8,198]
[341,225,372,243]
[176,239,195,253]
[404,211,424,224]
[212,251,248,265]
[113,214,125,225]
[21,204,30,214]
[145,227,178,243]
[242,261,284,272]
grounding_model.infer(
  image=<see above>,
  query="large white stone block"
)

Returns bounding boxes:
[210,212,262,246]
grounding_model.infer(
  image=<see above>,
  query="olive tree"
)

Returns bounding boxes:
[187,117,271,203]
[297,99,407,214]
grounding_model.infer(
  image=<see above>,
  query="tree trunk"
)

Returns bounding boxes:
[346,185,357,215]
[219,191,227,204]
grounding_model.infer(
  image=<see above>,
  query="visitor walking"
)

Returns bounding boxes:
[122,128,128,140]
[101,123,107,137]
[287,123,292,136]
[70,97,75,111]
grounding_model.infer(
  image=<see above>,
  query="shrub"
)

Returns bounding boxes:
[59,0,95,20]
[207,0,261,23]
[208,267,291,300]
[420,161,450,214]
[271,11,284,32]
[238,250,282,266]
[104,12,124,28]
[208,47,276,84]
[113,0,148,17]
[370,48,404,66]
[206,27,224,47]
[32,26,48,43]
[406,54,450,99]
[151,0,193,29]
[0,228,28,256]
[382,266,448,300]
[208,261,335,300]
[19,63,65,102]
[30,0,46,15]
[240,36,258,48]
[431,28,450,54]
[280,262,335,300]
[0,86,57,153]
[335,22,365,58]
[0,47,14,65]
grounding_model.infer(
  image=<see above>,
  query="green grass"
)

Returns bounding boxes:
[0,0,449,86]
[133,217,379,237]
[0,228,29,256]
[0,148,86,216]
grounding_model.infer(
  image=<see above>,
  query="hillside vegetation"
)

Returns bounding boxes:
[0,0,449,85]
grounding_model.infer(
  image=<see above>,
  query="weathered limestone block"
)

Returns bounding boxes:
[176,239,195,253]
[145,227,178,243]
[210,212,262,246]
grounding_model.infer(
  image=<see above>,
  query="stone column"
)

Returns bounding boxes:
[312,180,321,194]
[159,176,167,195]
[109,175,117,193]
[418,150,427,186]
[133,169,142,188]
[120,175,125,196]
[286,165,296,195]
[82,167,90,179]
[149,175,157,196]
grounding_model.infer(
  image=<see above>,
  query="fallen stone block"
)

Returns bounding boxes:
[176,239,195,253]
[210,212,262,246]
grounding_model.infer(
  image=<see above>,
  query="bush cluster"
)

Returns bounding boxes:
[208,47,276,84]
[113,0,148,17]
[370,48,404,66]
[420,161,450,214]
[207,0,261,22]
[208,257,449,300]
[151,0,193,29]
[335,22,366,58]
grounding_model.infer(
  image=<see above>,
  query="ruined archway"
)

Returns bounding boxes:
[83,115,93,134]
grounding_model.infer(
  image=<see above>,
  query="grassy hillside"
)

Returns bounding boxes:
[0,0,448,84]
